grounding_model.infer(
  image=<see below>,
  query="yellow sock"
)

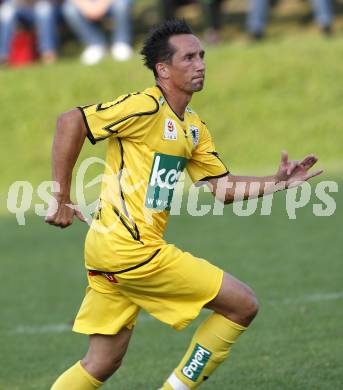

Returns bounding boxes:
[161,313,246,389]
[51,361,103,390]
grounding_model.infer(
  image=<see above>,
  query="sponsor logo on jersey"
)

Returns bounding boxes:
[182,343,212,382]
[190,125,200,147]
[163,119,178,141]
[145,153,187,211]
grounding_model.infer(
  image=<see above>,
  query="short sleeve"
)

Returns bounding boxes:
[78,92,159,144]
[187,122,229,183]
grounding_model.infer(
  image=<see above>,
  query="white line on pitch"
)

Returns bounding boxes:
[7,292,343,335]
[8,312,153,335]
[279,291,343,305]
[11,323,71,335]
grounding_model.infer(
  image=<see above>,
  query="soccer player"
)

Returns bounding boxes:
[46,20,322,390]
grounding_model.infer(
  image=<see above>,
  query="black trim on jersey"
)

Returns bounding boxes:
[116,139,143,244]
[102,93,159,134]
[112,205,143,244]
[88,249,161,275]
[96,93,137,112]
[117,139,130,217]
[94,199,102,220]
[156,85,185,122]
[195,171,230,186]
[77,106,96,145]
[78,106,114,144]
[207,151,229,172]
[78,93,159,144]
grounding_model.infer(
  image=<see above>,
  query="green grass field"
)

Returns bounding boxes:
[0,32,343,196]
[0,20,342,390]
[0,189,342,389]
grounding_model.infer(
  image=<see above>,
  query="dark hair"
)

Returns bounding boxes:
[141,20,193,78]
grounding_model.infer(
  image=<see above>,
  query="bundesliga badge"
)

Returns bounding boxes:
[190,125,200,146]
[164,118,178,140]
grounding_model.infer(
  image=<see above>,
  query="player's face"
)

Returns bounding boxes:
[167,34,206,93]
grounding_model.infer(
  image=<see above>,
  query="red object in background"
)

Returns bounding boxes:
[8,30,38,67]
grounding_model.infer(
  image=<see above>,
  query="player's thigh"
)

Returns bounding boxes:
[74,279,140,336]
[116,245,224,330]
[205,272,259,324]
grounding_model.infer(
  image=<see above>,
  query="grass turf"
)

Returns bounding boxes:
[0,186,342,389]
[0,32,342,202]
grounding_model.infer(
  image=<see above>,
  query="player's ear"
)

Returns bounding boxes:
[156,62,170,79]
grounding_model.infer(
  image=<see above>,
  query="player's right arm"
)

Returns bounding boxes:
[46,92,159,228]
[45,109,87,228]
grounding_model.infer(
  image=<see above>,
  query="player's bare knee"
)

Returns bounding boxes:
[243,289,259,323]
[99,357,122,379]
[225,286,259,325]
[82,355,122,381]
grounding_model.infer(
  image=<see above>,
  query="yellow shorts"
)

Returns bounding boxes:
[73,244,223,334]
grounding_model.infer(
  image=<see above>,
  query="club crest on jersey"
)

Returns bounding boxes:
[190,125,200,146]
[164,119,177,141]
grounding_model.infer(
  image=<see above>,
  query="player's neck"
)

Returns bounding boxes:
[157,82,192,120]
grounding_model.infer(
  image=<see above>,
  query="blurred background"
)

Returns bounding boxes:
[0,1,342,389]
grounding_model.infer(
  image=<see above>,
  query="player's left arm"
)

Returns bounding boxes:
[208,151,323,204]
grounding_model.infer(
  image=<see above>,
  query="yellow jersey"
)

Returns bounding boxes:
[79,86,228,272]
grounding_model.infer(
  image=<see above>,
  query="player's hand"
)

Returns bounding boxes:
[45,196,87,229]
[275,150,323,188]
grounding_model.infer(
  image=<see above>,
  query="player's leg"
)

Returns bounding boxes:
[51,327,133,389]
[205,271,259,326]
[102,245,257,389]
[51,274,140,389]
[152,250,258,389]
[163,272,258,389]
[162,273,258,389]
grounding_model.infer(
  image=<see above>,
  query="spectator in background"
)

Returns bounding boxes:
[62,0,133,65]
[202,0,223,44]
[0,0,58,65]
[160,0,197,20]
[247,0,334,39]
[159,0,224,44]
